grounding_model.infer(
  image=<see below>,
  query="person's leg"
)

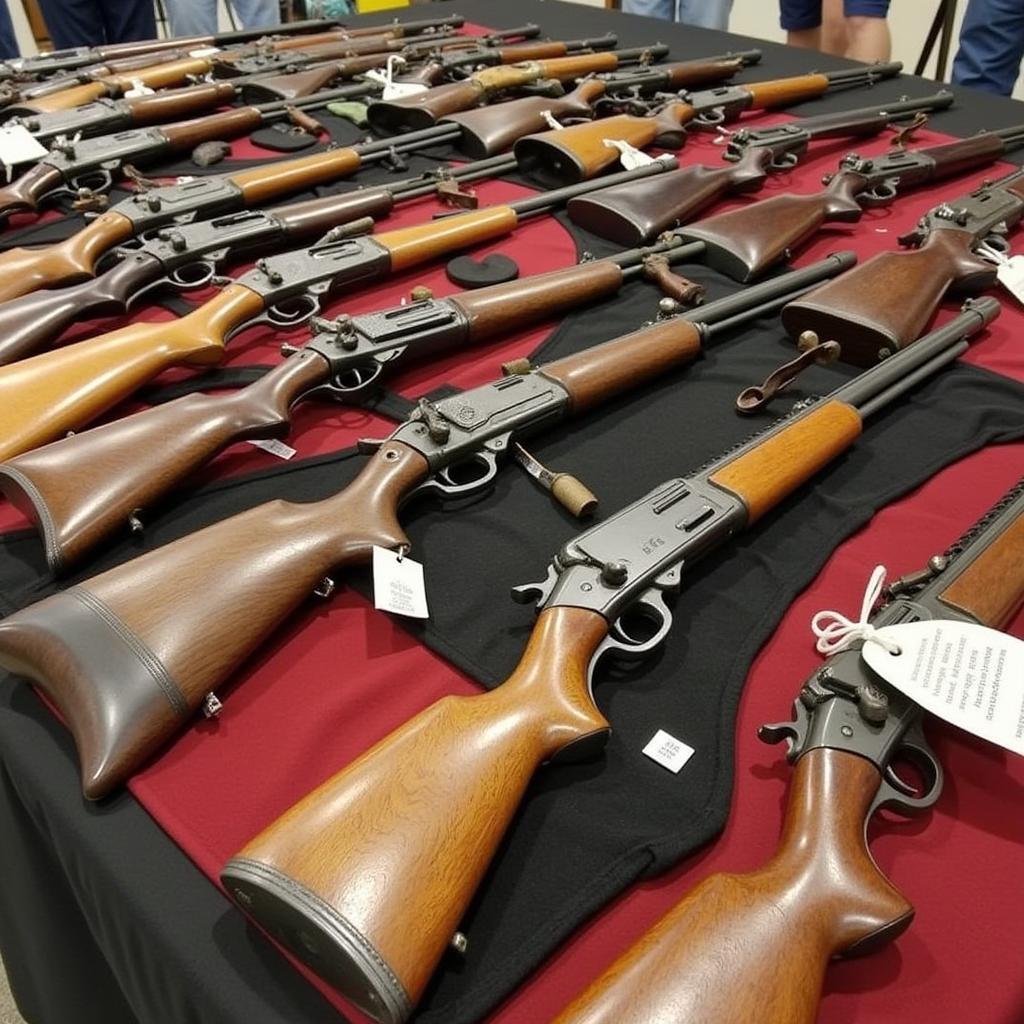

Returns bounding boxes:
[821,0,850,54]
[229,0,280,31]
[622,0,676,19]
[98,0,156,42]
[36,0,104,46]
[0,1,18,58]
[781,0,822,50]
[843,0,891,61]
[676,0,733,29]
[952,0,1024,96]
[164,0,219,37]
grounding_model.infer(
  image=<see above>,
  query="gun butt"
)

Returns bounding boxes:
[553,748,913,1024]
[782,230,997,364]
[222,606,610,1024]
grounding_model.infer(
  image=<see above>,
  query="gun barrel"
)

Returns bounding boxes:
[249,81,379,116]
[391,151,520,200]
[821,61,902,87]
[616,238,707,274]
[992,124,1024,147]
[837,297,1000,414]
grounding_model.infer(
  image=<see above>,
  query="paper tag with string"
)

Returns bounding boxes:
[247,438,296,460]
[977,240,1024,304]
[812,565,1024,756]
[0,123,48,170]
[372,545,429,618]
[365,55,427,101]
[602,138,655,170]
[541,110,565,131]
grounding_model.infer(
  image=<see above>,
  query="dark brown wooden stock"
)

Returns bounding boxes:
[567,147,773,245]
[159,104,265,148]
[123,80,239,123]
[0,162,65,217]
[0,441,429,798]
[925,132,1008,176]
[443,79,608,158]
[226,606,610,1015]
[939,511,1024,624]
[0,350,331,571]
[243,61,355,101]
[554,748,911,1024]
[680,170,868,281]
[0,210,135,302]
[662,55,746,88]
[542,316,704,411]
[781,231,998,365]
[709,399,863,521]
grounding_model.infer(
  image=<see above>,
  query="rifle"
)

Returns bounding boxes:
[0,159,679,462]
[513,62,904,185]
[566,90,953,245]
[214,298,1000,1024]
[552,477,1024,1024]
[0,153,529,366]
[0,121,470,304]
[365,45,683,134]
[0,85,385,223]
[676,126,1024,283]
[0,236,707,571]
[781,165,1024,365]
[442,51,763,159]
[0,254,853,800]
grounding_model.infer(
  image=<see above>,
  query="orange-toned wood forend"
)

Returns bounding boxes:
[230,147,366,204]
[379,205,520,271]
[709,400,863,522]
[231,606,611,1008]
[939,512,1024,627]
[553,748,912,1024]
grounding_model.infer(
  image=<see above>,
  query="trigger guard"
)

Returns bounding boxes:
[770,151,798,171]
[69,168,113,196]
[607,590,673,659]
[261,293,320,330]
[983,232,1011,255]
[410,451,500,502]
[870,738,943,819]
[167,260,215,290]
[694,107,725,128]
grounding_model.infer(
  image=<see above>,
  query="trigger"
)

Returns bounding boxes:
[883,762,919,798]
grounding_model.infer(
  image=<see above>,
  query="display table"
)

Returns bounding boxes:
[0,2,1022,1023]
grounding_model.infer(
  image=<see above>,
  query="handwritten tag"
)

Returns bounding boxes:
[372,545,428,619]
[247,438,296,460]
[862,621,1024,756]
[642,728,695,774]
[0,123,48,169]
[995,255,1024,305]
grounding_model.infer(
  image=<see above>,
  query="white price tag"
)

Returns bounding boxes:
[123,78,155,98]
[601,138,655,170]
[365,56,427,102]
[247,437,296,460]
[641,728,695,774]
[189,47,221,58]
[0,123,49,169]
[372,545,429,619]
[862,621,1024,756]
[995,255,1024,304]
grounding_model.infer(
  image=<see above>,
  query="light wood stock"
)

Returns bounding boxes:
[0,210,135,302]
[554,748,911,1024]
[24,81,107,111]
[743,73,831,110]
[0,349,331,572]
[781,231,997,365]
[227,606,610,1015]
[378,205,520,271]
[229,146,365,204]
[541,317,704,412]
[709,400,863,522]
[0,284,263,461]
[939,511,1024,625]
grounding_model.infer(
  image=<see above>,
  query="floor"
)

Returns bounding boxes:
[0,956,26,1024]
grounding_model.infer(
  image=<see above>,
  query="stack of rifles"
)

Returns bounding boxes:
[0,10,1020,1024]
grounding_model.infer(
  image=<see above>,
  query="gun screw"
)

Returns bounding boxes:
[601,560,629,587]
[202,692,223,718]
[841,725,854,737]
[128,511,144,535]
[501,357,533,376]
[451,933,468,954]
[280,342,300,356]
[313,577,336,599]
[409,285,434,302]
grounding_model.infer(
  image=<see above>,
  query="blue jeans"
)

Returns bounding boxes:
[952,0,1024,96]
[36,0,155,46]
[622,0,733,30]
[165,0,281,36]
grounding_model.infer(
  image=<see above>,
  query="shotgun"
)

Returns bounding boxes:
[781,165,1024,364]
[566,90,954,245]
[217,298,1001,1024]
[0,236,707,571]
[513,62,904,185]
[0,85,386,223]
[0,17,407,81]
[675,125,1024,283]
[0,159,679,462]
[0,254,855,800]
[552,477,1024,1024]
[0,121,469,304]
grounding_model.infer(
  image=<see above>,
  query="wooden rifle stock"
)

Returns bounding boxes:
[223,606,610,1023]
[781,230,997,365]
[0,440,430,799]
[553,748,911,1024]
[0,258,628,570]
[117,79,240,124]
[568,147,773,245]
[0,284,263,461]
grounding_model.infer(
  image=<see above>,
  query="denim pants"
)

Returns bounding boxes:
[952,0,1024,96]
[37,0,155,47]
[165,0,281,36]
[622,0,733,30]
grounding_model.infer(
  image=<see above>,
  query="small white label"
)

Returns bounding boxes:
[372,545,428,619]
[862,621,1024,756]
[247,437,296,460]
[123,78,155,98]
[602,138,655,170]
[996,255,1024,304]
[541,110,564,131]
[0,123,48,169]
[189,46,221,58]
[642,728,695,773]
[365,56,427,101]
